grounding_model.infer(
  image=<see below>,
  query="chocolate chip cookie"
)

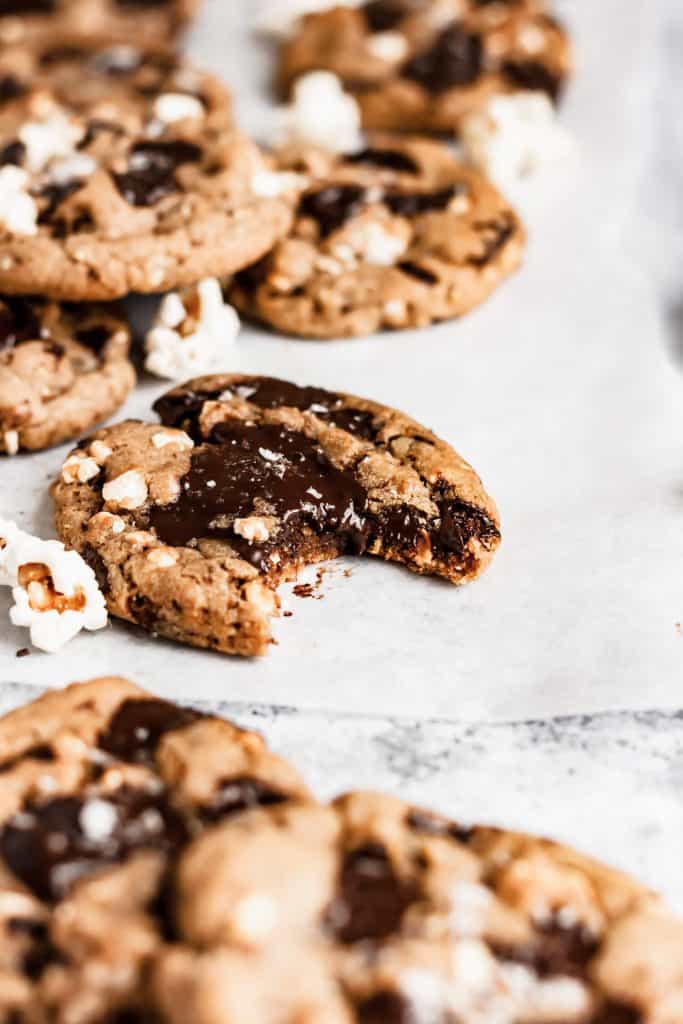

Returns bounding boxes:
[232,137,524,338]
[51,374,501,655]
[0,46,292,300]
[278,0,572,135]
[0,295,135,455]
[1,677,680,1023]
[0,676,308,1022]
[0,0,200,51]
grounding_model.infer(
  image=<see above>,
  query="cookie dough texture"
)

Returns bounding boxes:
[51,373,501,656]
[0,295,135,454]
[279,0,572,135]
[0,676,681,1023]
[230,137,525,338]
[0,0,200,50]
[0,46,292,300]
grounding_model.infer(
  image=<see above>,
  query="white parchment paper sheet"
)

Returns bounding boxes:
[1,0,681,723]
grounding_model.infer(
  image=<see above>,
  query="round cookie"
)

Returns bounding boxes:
[231,136,525,338]
[278,0,572,135]
[0,46,292,300]
[51,373,501,656]
[0,0,201,51]
[0,294,135,454]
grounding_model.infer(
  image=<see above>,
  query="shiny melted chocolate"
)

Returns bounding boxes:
[199,777,288,823]
[357,992,413,1024]
[343,147,420,174]
[502,59,563,102]
[298,184,366,237]
[149,421,371,569]
[403,23,483,93]
[0,298,42,351]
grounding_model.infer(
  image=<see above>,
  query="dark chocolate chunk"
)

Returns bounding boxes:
[232,254,272,294]
[153,385,225,440]
[357,992,413,1024]
[113,140,202,207]
[328,843,419,943]
[398,260,438,285]
[0,298,42,351]
[0,139,25,166]
[436,497,500,555]
[98,697,205,766]
[502,60,563,103]
[74,324,113,353]
[199,776,288,823]
[0,744,54,775]
[0,787,187,901]
[228,377,379,440]
[590,1004,643,1024]
[403,23,483,93]
[384,184,464,217]
[493,919,600,979]
[298,184,366,236]
[344,147,420,174]
[0,75,26,104]
[149,422,370,569]
[36,181,84,231]
[0,0,54,11]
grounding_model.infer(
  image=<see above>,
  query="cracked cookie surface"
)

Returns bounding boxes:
[0,295,134,454]
[231,136,524,338]
[0,0,200,51]
[0,45,292,300]
[279,0,572,135]
[51,373,501,656]
[0,678,680,1023]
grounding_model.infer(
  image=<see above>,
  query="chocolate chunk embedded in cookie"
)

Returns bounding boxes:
[51,373,501,655]
[0,677,308,1021]
[0,46,292,300]
[232,137,524,338]
[278,0,572,135]
[0,296,135,454]
[0,0,201,51]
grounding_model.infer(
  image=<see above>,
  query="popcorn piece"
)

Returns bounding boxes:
[284,72,363,154]
[102,470,149,511]
[145,278,241,380]
[61,454,100,484]
[19,109,83,174]
[0,526,107,653]
[0,167,38,236]
[256,0,363,39]
[146,548,178,569]
[460,92,574,191]
[152,93,205,125]
[347,221,408,266]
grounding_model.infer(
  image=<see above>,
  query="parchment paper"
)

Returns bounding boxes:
[1,0,681,722]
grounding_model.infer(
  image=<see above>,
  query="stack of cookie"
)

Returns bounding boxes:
[0,4,292,456]
[0,676,680,1023]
